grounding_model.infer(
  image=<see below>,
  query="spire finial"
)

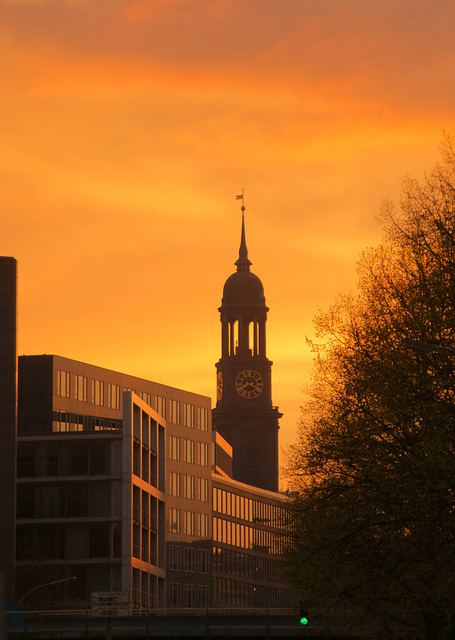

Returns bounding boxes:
[234,189,252,271]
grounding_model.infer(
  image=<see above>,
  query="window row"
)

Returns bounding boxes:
[17,440,113,478]
[155,397,208,431]
[212,517,288,554]
[213,577,296,608]
[212,487,288,528]
[132,486,159,532]
[168,583,209,609]
[132,567,159,611]
[169,436,209,466]
[168,545,210,573]
[133,441,158,487]
[132,523,158,566]
[56,371,209,431]
[16,522,121,561]
[57,371,123,409]
[168,473,209,502]
[17,481,121,520]
[169,509,209,538]
[53,411,122,433]
[212,546,286,583]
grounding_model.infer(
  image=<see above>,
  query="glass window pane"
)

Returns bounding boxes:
[89,483,110,517]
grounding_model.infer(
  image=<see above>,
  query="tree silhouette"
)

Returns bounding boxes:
[286,135,455,640]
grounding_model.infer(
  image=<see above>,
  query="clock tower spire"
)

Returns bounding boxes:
[213,199,281,492]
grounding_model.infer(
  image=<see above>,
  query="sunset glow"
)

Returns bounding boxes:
[2,0,454,485]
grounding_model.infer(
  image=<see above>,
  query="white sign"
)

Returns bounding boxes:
[91,591,129,604]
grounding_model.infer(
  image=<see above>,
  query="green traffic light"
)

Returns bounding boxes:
[299,615,309,626]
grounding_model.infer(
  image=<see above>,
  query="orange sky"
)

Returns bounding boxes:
[1,0,454,487]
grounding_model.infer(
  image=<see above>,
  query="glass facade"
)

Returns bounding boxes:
[211,477,297,609]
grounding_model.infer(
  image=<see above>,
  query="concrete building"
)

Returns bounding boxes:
[16,354,211,610]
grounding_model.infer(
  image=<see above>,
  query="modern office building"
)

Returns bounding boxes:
[15,354,211,610]
[212,474,294,609]
[212,210,282,492]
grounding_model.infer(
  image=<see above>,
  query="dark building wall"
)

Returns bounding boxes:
[18,355,54,435]
[0,257,17,597]
[214,412,279,491]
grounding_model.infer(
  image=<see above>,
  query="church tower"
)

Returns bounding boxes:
[212,202,281,492]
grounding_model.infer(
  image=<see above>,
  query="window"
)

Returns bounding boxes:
[36,524,61,560]
[184,440,194,464]
[133,524,140,558]
[199,549,209,574]
[66,483,88,517]
[198,585,208,608]
[66,523,88,559]
[183,511,195,536]
[89,441,109,475]
[89,523,110,558]
[59,441,89,476]
[169,472,180,497]
[16,484,35,519]
[184,584,195,608]
[36,442,58,476]
[169,545,180,570]
[91,379,104,406]
[74,375,87,402]
[183,475,195,500]
[198,513,209,538]
[197,478,208,502]
[155,396,166,418]
[140,391,152,406]
[113,523,121,558]
[170,508,180,533]
[169,583,181,607]
[197,407,208,431]
[184,547,195,572]
[169,436,180,461]
[108,383,120,409]
[133,442,141,477]
[169,400,180,424]
[183,404,194,428]
[17,443,36,478]
[16,525,33,560]
[88,483,110,517]
[197,443,208,466]
[57,370,70,398]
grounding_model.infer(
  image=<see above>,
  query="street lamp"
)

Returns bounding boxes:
[17,576,76,608]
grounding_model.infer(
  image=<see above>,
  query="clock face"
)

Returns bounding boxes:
[217,372,223,401]
[235,369,264,399]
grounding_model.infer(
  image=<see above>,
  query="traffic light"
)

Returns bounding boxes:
[299,607,309,626]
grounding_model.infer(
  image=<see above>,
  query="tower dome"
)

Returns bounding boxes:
[221,212,266,309]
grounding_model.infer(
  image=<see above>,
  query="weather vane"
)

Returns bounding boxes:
[236,189,245,212]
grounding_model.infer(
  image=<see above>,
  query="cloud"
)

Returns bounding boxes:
[3,0,455,122]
